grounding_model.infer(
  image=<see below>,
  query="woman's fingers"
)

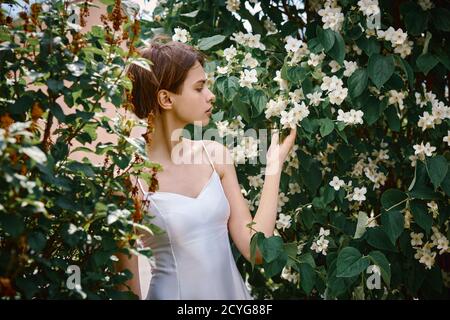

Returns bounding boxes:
[271,129,279,146]
[282,127,297,148]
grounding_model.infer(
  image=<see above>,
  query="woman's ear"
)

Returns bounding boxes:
[157,89,174,111]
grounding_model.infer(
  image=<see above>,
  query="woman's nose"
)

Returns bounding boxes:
[207,88,215,103]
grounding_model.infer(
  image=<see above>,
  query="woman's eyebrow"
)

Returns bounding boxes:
[193,79,206,85]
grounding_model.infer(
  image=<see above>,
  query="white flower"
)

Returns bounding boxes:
[329,60,341,73]
[239,69,258,88]
[319,227,330,237]
[329,86,348,105]
[285,36,302,53]
[329,176,345,191]
[343,60,358,77]
[289,89,304,103]
[321,75,344,92]
[223,45,237,62]
[388,90,406,110]
[172,27,189,43]
[318,5,344,32]
[248,174,264,189]
[307,52,326,67]
[231,145,246,164]
[276,213,292,231]
[242,53,258,69]
[443,131,450,146]
[418,0,434,10]
[410,232,424,247]
[215,120,230,137]
[67,223,78,235]
[419,250,436,270]
[277,192,289,212]
[288,182,301,195]
[357,0,380,17]
[216,66,229,75]
[226,0,240,13]
[306,91,324,106]
[265,97,288,119]
[337,109,364,125]
[281,267,299,283]
[107,209,130,225]
[274,70,289,91]
[352,187,367,202]
[311,236,329,256]
[418,111,436,131]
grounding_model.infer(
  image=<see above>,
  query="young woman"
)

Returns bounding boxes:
[117,35,297,300]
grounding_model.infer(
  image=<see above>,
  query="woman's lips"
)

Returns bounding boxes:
[205,107,213,113]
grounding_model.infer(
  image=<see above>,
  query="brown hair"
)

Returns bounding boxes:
[127,34,206,119]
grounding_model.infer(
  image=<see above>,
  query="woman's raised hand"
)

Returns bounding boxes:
[265,127,297,175]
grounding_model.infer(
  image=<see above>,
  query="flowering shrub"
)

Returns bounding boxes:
[144,0,450,299]
[0,0,160,299]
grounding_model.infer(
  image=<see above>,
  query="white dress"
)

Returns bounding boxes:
[137,140,253,300]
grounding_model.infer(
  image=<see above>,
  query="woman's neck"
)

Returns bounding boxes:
[146,113,187,163]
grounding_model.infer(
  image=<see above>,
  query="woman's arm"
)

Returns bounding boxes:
[213,128,297,264]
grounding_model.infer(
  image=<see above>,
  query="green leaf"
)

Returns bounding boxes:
[431,8,450,31]
[28,232,47,253]
[22,146,47,164]
[336,247,370,278]
[348,68,368,98]
[328,32,345,64]
[250,232,265,269]
[381,189,408,212]
[381,210,405,245]
[222,76,240,101]
[264,252,287,278]
[47,79,64,93]
[365,227,398,252]
[307,38,324,54]
[298,252,316,268]
[317,26,335,52]
[299,263,316,294]
[426,155,448,190]
[441,170,450,196]
[354,211,369,239]
[368,251,391,286]
[410,200,433,235]
[251,90,267,116]
[368,54,395,89]
[416,53,439,75]
[356,37,380,57]
[260,236,284,263]
[301,161,322,195]
[361,96,383,125]
[385,105,400,131]
[11,95,33,114]
[319,118,334,137]
[402,3,428,35]
[197,35,226,50]
[286,66,308,83]
[396,56,415,90]
[0,214,24,238]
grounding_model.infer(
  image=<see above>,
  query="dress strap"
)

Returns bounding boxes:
[201,140,216,172]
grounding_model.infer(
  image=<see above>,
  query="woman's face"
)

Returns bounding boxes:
[170,61,215,126]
